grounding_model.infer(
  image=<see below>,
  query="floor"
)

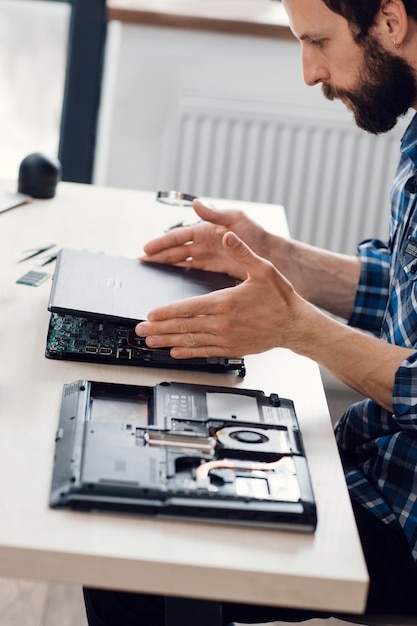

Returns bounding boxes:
[0,578,87,626]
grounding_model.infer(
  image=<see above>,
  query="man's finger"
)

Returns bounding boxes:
[138,290,229,326]
[141,227,194,257]
[192,199,237,227]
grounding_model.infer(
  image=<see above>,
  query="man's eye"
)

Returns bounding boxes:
[311,39,324,47]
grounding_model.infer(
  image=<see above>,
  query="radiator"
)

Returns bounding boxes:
[159,97,406,254]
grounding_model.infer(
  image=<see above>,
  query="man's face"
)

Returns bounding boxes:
[283,0,417,134]
[322,34,417,134]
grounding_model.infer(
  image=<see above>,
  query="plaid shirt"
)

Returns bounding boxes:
[336,112,417,563]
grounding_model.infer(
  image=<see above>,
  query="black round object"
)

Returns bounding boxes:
[230,429,269,444]
[18,153,61,199]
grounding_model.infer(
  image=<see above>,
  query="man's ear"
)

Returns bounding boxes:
[378,0,408,47]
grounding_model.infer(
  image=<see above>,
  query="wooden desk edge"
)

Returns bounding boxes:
[0,545,369,614]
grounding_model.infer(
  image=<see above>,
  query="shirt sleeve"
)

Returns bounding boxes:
[393,352,417,425]
[348,238,391,334]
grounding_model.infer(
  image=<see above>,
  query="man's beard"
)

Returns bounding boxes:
[322,35,417,134]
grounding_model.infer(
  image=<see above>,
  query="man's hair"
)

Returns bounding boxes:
[322,0,417,40]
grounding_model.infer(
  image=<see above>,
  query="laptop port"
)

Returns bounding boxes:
[116,348,132,359]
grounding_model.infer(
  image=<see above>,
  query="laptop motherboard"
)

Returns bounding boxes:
[46,313,246,377]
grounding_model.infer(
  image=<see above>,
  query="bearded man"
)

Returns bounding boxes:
[84,1,417,623]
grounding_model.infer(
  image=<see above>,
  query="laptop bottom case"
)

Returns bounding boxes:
[49,380,317,531]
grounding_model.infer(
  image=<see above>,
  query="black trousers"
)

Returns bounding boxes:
[83,501,417,625]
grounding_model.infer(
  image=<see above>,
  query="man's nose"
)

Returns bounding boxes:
[301,47,330,86]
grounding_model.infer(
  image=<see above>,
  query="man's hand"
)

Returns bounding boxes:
[137,230,415,412]
[143,198,361,320]
[136,231,305,359]
[140,199,270,281]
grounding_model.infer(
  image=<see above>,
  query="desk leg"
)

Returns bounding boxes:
[165,597,223,626]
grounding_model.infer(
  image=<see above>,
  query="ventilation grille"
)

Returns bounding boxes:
[160,98,405,254]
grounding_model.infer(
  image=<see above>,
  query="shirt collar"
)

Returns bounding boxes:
[401,112,417,166]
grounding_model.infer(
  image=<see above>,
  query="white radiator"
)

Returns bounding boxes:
[159,97,407,254]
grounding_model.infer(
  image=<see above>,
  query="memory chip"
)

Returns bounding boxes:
[16,270,50,287]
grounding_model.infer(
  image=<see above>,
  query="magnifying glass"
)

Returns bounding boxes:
[156,190,198,207]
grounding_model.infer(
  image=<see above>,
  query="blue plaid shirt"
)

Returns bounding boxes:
[336,112,417,563]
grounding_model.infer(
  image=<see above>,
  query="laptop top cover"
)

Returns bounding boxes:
[48,248,238,325]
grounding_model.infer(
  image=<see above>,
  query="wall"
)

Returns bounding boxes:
[94,20,409,255]
[95,21,346,192]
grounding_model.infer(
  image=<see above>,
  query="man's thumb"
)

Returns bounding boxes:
[223,231,255,264]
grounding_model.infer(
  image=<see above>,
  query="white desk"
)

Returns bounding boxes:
[0,181,368,616]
